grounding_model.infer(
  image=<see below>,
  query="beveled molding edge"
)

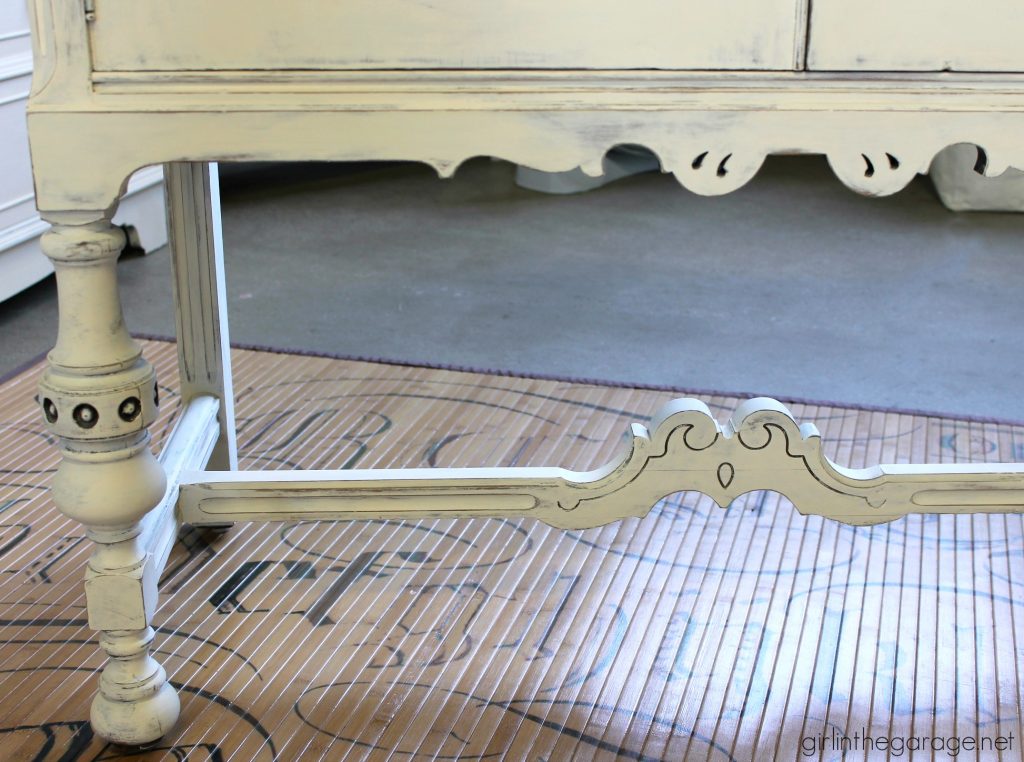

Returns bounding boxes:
[179,397,1024,531]
[89,68,1024,90]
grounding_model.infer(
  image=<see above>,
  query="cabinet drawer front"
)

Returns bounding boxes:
[808,0,1024,71]
[89,0,806,72]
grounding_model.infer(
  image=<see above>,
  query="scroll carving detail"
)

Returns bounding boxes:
[180,397,1024,531]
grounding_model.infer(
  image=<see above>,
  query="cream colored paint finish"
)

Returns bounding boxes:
[809,0,1024,72]
[931,143,1024,211]
[142,396,221,589]
[37,221,178,744]
[89,0,808,72]
[26,100,1024,214]
[180,398,1024,529]
[165,163,236,472]
[24,0,1024,746]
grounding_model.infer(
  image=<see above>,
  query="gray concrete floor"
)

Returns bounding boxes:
[2,156,1022,419]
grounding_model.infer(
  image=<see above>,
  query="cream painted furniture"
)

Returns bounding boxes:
[931,144,1024,211]
[25,0,1024,746]
[518,146,1024,210]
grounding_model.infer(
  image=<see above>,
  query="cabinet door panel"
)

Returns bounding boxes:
[90,0,807,72]
[809,0,1024,71]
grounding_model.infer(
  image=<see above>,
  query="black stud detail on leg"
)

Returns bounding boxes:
[73,404,99,429]
[118,397,142,422]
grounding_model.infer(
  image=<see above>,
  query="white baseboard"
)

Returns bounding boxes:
[0,167,167,302]
[0,225,54,302]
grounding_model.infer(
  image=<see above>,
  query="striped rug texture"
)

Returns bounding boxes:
[0,339,1022,761]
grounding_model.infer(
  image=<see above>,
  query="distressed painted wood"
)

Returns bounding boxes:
[88,0,809,72]
[35,218,178,745]
[165,162,236,471]
[931,143,1024,211]
[180,397,1024,529]
[24,0,1024,746]
[809,0,1024,72]
[25,72,1024,213]
[140,394,221,577]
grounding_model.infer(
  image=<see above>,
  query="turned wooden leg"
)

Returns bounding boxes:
[38,216,178,744]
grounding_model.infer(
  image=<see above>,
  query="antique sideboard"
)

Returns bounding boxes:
[25,0,1024,746]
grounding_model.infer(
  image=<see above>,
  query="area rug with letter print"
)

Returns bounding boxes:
[0,339,1021,761]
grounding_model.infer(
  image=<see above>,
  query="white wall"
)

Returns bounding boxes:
[0,0,166,302]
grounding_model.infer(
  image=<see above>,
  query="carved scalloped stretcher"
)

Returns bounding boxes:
[178,397,1024,529]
